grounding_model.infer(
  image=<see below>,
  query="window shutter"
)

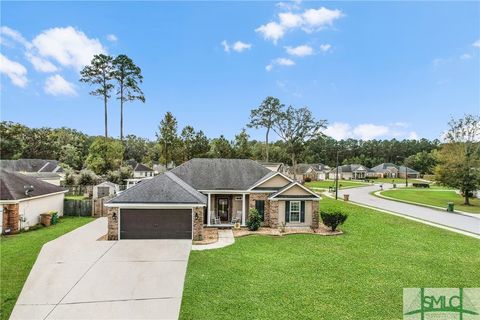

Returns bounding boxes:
[285,201,290,223]
[300,201,305,223]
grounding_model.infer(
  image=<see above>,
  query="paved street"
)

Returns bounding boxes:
[337,184,480,236]
[10,218,191,320]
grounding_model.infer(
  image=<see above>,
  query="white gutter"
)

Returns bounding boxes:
[0,190,68,204]
[104,203,206,209]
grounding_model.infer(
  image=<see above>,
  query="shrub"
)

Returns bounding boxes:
[304,177,312,182]
[320,211,348,231]
[77,169,99,185]
[247,208,262,231]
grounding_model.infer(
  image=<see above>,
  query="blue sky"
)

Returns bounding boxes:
[1,1,479,141]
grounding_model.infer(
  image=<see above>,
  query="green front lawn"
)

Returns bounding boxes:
[0,216,94,320]
[180,197,479,319]
[65,195,89,200]
[306,179,369,190]
[381,189,480,214]
[374,178,427,184]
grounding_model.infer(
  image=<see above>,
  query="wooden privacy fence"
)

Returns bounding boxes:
[65,185,94,197]
[64,196,114,217]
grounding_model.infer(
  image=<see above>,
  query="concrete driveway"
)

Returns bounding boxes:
[10,218,191,320]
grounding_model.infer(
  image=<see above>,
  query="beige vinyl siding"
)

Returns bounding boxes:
[256,174,291,189]
[280,185,312,196]
[276,200,313,227]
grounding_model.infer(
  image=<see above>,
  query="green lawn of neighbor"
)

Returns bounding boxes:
[381,189,480,214]
[306,179,369,190]
[374,178,427,184]
[65,195,89,200]
[0,216,94,320]
[180,197,479,320]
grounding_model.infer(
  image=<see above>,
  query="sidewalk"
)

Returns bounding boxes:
[192,229,235,251]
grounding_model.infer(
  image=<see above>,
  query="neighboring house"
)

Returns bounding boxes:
[370,163,420,178]
[152,161,175,175]
[93,182,120,199]
[22,172,62,186]
[105,158,321,241]
[133,163,154,178]
[0,169,67,234]
[0,159,65,182]
[329,164,371,180]
[257,162,284,173]
[125,163,155,189]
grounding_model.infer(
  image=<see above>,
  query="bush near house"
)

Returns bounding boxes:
[246,208,261,231]
[320,211,348,231]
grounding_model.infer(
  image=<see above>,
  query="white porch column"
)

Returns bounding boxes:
[241,193,246,226]
[207,193,211,226]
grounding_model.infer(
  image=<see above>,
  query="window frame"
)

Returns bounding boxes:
[289,201,301,223]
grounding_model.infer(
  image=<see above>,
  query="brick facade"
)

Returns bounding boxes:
[2,204,20,234]
[192,207,204,241]
[107,206,119,240]
[248,193,271,226]
[311,201,319,229]
[269,200,279,228]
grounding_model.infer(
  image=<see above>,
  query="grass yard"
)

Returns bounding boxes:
[306,179,369,190]
[374,178,427,184]
[64,195,88,200]
[381,189,480,214]
[0,216,94,320]
[180,197,479,320]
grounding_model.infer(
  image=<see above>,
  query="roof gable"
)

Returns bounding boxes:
[269,182,320,200]
[250,171,292,190]
[134,163,153,172]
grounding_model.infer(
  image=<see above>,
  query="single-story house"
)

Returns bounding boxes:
[93,181,120,199]
[370,163,420,179]
[105,158,321,241]
[22,172,62,186]
[257,162,285,173]
[329,164,371,180]
[0,169,67,234]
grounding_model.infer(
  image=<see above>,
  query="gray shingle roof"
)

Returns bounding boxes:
[0,159,63,173]
[133,163,153,172]
[371,163,419,174]
[0,169,66,201]
[109,172,206,204]
[170,158,271,190]
[331,164,367,173]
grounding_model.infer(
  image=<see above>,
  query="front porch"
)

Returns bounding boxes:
[204,192,250,227]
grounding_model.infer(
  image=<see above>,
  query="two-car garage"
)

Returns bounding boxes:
[119,209,193,239]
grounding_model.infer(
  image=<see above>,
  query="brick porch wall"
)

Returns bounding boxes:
[2,204,20,234]
[248,193,271,227]
[107,207,119,240]
[193,207,204,241]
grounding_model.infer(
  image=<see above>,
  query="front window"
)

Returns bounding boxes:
[255,200,265,221]
[290,201,300,222]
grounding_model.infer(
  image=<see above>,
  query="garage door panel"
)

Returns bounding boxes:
[120,209,192,239]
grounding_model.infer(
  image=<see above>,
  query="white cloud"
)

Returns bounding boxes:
[44,74,77,96]
[460,53,472,60]
[0,53,28,87]
[319,43,332,52]
[302,7,343,31]
[0,26,31,48]
[285,44,313,57]
[279,12,303,28]
[473,39,480,48]
[408,131,419,140]
[324,122,351,140]
[26,52,58,72]
[255,22,285,44]
[221,40,230,52]
[106,34,118,42]
[232,41,252,52]
[265,57,295,71]
[256,6,343,43]
[32,26,106,70]
[353,124,389,140]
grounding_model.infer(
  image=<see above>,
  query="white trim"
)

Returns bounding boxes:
[0,190,68,204]
[269,198,321,201]
[289,201,301,223]
[207,193,212,226]
[247,171,293,191]
[268,182,320,200]
[241,193,246,226]
[105,203,205,209]
[199,190,249,194]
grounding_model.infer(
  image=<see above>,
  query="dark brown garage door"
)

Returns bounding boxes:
[120,209,192,239]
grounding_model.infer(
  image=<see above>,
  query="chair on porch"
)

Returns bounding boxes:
[230,210,242,225]
[211,211,221,225]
